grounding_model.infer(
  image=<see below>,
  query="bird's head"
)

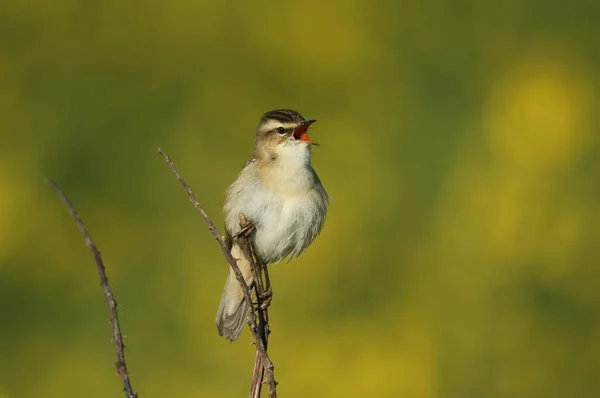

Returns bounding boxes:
[254,109,318,164]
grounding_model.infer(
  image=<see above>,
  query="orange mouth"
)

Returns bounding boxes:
[293,120,317,143]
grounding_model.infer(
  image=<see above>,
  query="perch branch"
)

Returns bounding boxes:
[240,221,274,398]
[239,214,275,398]
[157,148,277,398]
[48,180,137,398]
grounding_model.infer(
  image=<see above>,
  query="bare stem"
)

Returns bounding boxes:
[157,148,277,397]
[48,180,137,398]
[244,233,276,398]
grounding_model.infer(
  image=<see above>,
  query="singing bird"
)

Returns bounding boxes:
[216,109,328,341]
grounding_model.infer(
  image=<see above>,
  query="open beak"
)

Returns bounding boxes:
[293,120,318,145]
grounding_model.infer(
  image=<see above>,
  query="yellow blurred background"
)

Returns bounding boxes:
[1,1,599,397]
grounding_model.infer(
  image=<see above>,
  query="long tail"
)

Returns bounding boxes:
[216,243,254,341]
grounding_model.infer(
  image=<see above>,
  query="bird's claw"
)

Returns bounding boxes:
[259,288,272,300]
[258,297,272,311]
[233,213,255,239]
[254,288,273,310]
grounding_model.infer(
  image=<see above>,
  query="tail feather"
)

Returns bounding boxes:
[216,244,253,341]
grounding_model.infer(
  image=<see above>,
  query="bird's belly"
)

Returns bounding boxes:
[253,195,319,263]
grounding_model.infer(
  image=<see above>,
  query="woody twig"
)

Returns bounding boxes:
[158,148,277,398]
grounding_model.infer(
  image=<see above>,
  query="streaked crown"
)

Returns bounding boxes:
[259,109,305,126]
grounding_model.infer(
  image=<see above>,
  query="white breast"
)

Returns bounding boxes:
[224,154,327,264]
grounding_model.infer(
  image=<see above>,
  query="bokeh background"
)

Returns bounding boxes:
[1,1,599,397]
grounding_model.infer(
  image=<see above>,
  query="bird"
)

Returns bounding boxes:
[216,109,328,341]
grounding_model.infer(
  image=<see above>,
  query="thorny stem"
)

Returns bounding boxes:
[158,148,277,398]
[243,229,275,398]
[48,180,137,398]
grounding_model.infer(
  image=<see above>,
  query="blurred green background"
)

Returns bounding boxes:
[1,1,599,397]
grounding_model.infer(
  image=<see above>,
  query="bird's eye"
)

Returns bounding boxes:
[276,127,286,135]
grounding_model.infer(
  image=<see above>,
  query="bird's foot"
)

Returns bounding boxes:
[233,213,255,239]
[256,288,273,310]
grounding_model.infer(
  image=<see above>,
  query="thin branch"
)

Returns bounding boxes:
[237,213,275,397]
[244,236,276,398]
[157,148,277,397]
[236,213,275,397]
[48,180,137,398]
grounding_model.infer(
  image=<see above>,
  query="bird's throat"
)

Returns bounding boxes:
[259,148,314,195]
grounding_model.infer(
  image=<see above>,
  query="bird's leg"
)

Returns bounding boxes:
[257,290,272,310]
[258,263,273,310]
[252,291,272,311]
[262,263,272,293]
